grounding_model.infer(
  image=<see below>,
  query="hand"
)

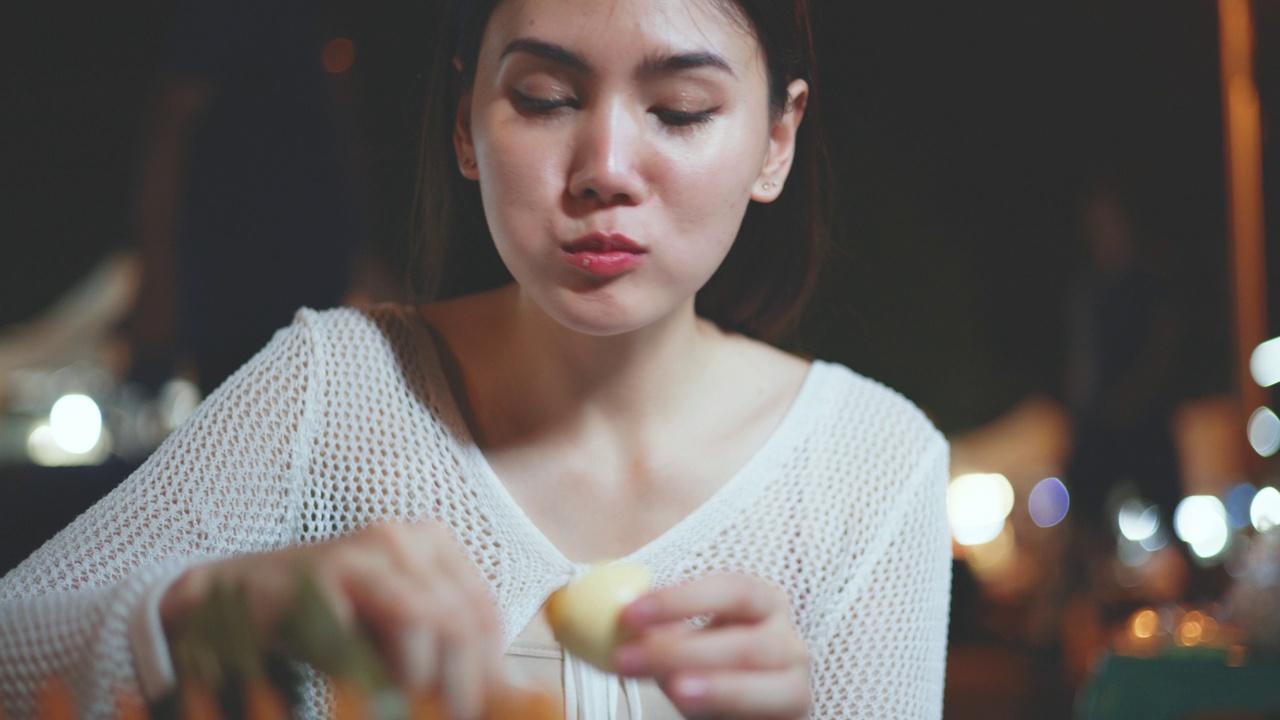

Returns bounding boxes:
[612,573,810,719]
[160,521,502,719]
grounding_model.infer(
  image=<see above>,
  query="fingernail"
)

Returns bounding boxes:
[613,646,644,675]
[674,676,710,706]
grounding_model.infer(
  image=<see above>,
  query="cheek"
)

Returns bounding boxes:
[475,123,566,236]
[657,137,761,245]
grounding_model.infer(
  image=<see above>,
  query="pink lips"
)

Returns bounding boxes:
[561,233,647,277]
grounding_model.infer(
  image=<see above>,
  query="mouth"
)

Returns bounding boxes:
[560,233,647,277]
[561,232,647,254]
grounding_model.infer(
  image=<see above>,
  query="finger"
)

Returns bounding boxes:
[621,574,790,631]
[430,578,491,720]
[338,561,438,689]
[355,522,502,666]
[337,522,502,709]
[381,522,501,642]
[662,667,811,719]
[415,527,504,708]
[615,622,808,676]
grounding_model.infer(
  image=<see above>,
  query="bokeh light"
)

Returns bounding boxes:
[27,421,110,467]
[1117,499,1160,542]
[1138,527,1169,552]
[1130,608,1158,639]
[1117,536,1154,569]
[1027,477,1069,528]
[159,378,201,431]
[1177,611,1205,646]
[1251,486,1280,533]
[1247,406,1280,457]
[322,38,356,74]
[1201,615,1219,644]
[27,424,62,466]
[947,473,1015,546]
[1225,483,1258,529]
[1250,336,1280,387]
[1173,495,1230,559]
[964,523,1017,578]
[49,393,102,454]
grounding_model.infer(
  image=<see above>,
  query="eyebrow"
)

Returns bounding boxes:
[500,38,735,78]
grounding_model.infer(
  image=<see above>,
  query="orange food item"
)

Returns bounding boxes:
[331,682,371,720]
[401,681,559,720]
[244,681,291,720]
[35,679,75,720]
[406,689,451,720]
[486,684,560,720]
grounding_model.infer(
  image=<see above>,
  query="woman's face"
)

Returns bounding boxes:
[456,0,804,336]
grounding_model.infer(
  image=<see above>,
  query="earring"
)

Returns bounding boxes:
[761,180,776,190]
[462,157,477,169]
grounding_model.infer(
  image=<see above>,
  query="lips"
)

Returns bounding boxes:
[561,233,647,277]
[561,233,646,254]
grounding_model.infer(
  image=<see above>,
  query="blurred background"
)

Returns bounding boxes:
[3,0,1280,717]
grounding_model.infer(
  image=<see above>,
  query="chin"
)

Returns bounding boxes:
[538,287,672,338]
[549,307,653,338]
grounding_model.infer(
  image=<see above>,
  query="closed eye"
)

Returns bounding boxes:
[655,108,717,127]
[512,90,578,115]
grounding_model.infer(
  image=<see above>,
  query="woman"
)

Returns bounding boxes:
[0,0,951,717]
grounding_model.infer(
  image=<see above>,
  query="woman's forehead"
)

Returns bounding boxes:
[482,0,760,70]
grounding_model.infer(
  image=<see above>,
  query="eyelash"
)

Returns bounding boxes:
[511,90,716,131]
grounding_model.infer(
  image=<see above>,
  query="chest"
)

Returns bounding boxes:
[484,434,757,563]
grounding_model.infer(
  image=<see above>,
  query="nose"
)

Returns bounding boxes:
[567,99,648,206]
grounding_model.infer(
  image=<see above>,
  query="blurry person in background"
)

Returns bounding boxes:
[1057,181,1191,686]
[125,0,363,395]
[1065,182,1184,538]
[1060,182,1190,684]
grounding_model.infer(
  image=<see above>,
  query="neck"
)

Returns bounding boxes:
[462,284,726,448]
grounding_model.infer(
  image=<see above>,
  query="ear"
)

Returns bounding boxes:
[454,89,480,181]
[751,79,808,203]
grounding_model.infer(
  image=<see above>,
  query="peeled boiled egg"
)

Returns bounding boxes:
[544,563,652,671]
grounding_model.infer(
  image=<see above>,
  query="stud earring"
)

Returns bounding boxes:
[463,157,477,169]
[761,180,776,190]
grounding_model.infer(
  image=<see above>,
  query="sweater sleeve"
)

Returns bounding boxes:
[808,438,952,719]
[0,312,318,718]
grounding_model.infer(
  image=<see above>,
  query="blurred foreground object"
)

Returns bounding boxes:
[146,571,560,720]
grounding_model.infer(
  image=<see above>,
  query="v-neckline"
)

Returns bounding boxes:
[408,308,825,571]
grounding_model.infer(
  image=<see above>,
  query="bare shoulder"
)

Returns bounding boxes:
[720,327,811,379]
[709,326,813,410]
[415,289,497,328]
[415,288,510,347]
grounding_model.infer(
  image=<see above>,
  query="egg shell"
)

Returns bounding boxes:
[544,563,652,671]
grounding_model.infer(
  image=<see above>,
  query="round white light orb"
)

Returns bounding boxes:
[948,473,1015,546]
[49,394,103,454]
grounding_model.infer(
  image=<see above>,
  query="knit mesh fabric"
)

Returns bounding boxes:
[1,305,951,718]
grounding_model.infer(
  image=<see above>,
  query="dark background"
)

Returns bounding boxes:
[2,0,1276,432]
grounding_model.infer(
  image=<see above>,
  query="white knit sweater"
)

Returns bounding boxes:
[0,305,951,719]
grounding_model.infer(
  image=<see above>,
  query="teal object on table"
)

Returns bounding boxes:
[1077,649,1280,719]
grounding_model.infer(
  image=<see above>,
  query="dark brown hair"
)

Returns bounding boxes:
[413,0,829,342]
